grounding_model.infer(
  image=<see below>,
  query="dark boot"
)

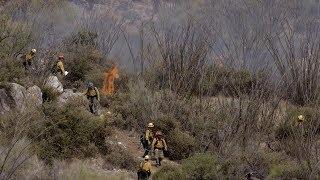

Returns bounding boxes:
[142,149,149,158]
[89,97,96,114]
[89,104,94,114]
[156,158,160,167]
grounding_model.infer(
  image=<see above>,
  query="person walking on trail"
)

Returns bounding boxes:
[23,49,36,71]
[56,55,68,76]
[151,131,168,167]
[85,82,100,115]
[137,155,152,180]
[141,123,155,158]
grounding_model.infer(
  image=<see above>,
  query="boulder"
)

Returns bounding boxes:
[45,76,63,93]
[58,89,85,104]
[0,88,11,113]
[27,85,43,107]
[9,83,28,112]
[0,83,43,115]
[0,83,27,114]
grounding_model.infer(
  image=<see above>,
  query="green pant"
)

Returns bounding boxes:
[87,96,99,115]
[154,149,164,159]
[154,149,164,166]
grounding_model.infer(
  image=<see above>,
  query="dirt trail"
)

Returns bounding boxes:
[108,128,179,174]
[109,129,143,157]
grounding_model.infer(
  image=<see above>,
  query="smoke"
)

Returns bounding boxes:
[2,0,320,71]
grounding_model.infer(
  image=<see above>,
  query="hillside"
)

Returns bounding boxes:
[1,0,320,179]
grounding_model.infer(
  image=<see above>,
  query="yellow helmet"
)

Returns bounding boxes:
[144,155,150,160]
[297,115,305,123]
[31,49,36,53]
[147,123,154,128]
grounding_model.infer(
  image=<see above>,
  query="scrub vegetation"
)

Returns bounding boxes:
[0,0,320,179]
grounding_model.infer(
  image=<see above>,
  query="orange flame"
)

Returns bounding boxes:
[101,65,119,95]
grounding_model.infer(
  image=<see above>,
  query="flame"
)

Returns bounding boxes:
[101,65,119,95]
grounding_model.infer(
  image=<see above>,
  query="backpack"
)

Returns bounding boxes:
[154,139,165,149]
[87,88,98,97]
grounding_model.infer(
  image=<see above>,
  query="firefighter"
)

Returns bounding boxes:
[85,82,100,115]
[137,155,152,180]
[151,131,168,167]
[141,123,155,158]
[56,55,67,76]
[23,49,36,71]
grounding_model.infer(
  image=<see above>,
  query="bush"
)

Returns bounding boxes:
[56,159,132,180]
[105,144,137,170]
[275,122,292,140]
[275,106,320,162]
[153,153,222,180]
[42,86,59,102]
[267,162,303,179]
[0,58,25,83]
[85,68,104,89]
[62,30,105,89]
[111,81,158,131]
[109,113,131,130]
[155,115,180,135]
[146,64,254,97]
[166,129,197,160]
[114,71,130,93]
[220,148,288,179]
[31,102,110,164]
[181,153,221,179]
[152,165,182,180]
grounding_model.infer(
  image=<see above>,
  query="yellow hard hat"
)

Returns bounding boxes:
[147,123,154,128]
[31,49,36,53]
[297,115,305,123]
[144,155,150,160]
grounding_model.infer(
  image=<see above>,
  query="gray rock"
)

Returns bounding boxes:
[0,88,11,113]
[27,85,43,107]
[0,172,7,180]
[10,83,28,112]
[58,89,85,104]
[0,83,43,115]
[45,76,63,93]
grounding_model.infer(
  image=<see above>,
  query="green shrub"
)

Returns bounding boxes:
[166,129,197,160]
[152,165,182,180]
[105,144,137,170]
[146,64,254,97]
[276,106,320,141]
[181,153,221,180]
[155,115,180,135]
[0,58,25,83]
[267,162,303,179]
[31,102,110,164]
[62,30,106,89]
[153,153,222,180]
[85,69,104,89]
[110,81,157,131]
[109,113,130,130]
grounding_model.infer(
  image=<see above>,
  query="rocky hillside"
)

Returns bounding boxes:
[1,0,320,179]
